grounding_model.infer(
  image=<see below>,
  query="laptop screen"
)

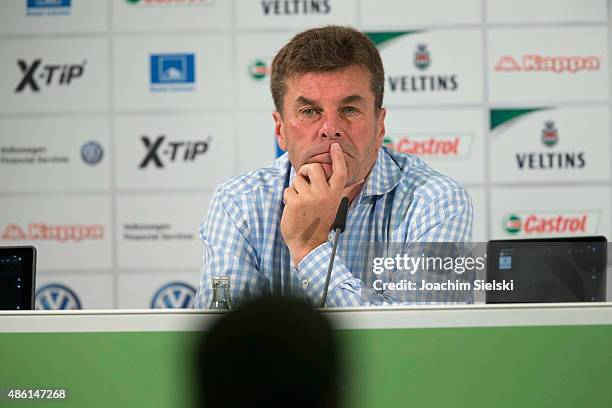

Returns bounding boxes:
[0,246,36,310]
[486,237,607,303]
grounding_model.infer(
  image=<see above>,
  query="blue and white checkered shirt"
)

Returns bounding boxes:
[195,146,473,308]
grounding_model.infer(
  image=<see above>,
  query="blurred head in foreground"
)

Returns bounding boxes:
[195,296,341,408]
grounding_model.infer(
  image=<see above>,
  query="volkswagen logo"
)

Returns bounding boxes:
[150,281,196,309]
[35,283,82,310]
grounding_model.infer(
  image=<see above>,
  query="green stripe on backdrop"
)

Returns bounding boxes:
[489,108,545,131]
[1,326,611,407]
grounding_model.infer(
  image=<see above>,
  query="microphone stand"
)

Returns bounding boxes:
[320,197,349,308]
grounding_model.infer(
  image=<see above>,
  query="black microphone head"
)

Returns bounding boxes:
[332,197,349,233]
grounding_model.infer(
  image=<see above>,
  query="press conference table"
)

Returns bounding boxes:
[1,303,611,408]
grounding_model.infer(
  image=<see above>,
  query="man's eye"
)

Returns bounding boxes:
[343,106,358,115]
[302,108,317,117]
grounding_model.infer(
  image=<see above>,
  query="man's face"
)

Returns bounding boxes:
[273,64,386,187]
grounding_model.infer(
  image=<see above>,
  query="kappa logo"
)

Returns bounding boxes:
[36,283,82,310]
[15,59,87,93]
[414,44,431,70]
[541,121,558,147]
[1,223,104,242]
[80,141,104,165]
[150,53,195,86]
[494,54,601,74]
[139,135,211,168]
[248,58,271,81]
[150,282,196,309]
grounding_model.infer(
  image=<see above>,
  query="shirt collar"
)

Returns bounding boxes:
[357,146,403,201]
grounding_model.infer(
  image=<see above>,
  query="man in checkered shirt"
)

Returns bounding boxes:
[196,26,474,308]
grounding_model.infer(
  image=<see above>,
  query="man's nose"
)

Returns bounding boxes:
[319,112,343,139]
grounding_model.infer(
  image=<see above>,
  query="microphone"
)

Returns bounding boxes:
[319,197,349,308]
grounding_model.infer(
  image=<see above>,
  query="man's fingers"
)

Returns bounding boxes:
[329,142,347,192]
[283,187,298,205]
[292,173,310,194]
[297,163,327,190]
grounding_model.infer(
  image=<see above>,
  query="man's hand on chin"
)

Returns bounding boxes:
[281,143,363,265]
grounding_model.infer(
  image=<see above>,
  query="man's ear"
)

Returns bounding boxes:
[273,111,287,151]
[375,107,386,147]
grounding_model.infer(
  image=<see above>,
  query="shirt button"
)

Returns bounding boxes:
[302,279,309,289]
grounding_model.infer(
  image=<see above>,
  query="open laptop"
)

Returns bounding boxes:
[486,236,607,303]
[0,246,36,310]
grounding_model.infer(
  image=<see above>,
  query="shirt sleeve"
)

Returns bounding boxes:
[295,187,474,307]
[194,188,270,309]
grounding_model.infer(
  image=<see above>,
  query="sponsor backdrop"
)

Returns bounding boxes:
[0,0,611,308]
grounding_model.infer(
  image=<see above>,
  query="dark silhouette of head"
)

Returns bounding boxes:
[195,296,341,408]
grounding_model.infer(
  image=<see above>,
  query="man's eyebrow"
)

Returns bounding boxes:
[340,95,366,104]
[294,96,318,107]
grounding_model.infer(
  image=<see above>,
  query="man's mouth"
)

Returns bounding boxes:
[308,153,333,164]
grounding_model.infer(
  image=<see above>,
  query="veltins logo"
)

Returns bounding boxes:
[1,223,104,242]
[367,33,459,94]
[248,58,271,81]
[15,59,87,93]
[414,44,430,70]
[515,121,585,170]
[494,54,601,74]
[80,141,104,166]
[150,281,196,309]
[502,211,600,236]
[149,53,195,92]
[36,283,82,310]
[383,133,473,159]
[541,121,558,147]
[490,110,586,171]
[139,135,211,168]
[261,0,330,15]
[27,0,71,16]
